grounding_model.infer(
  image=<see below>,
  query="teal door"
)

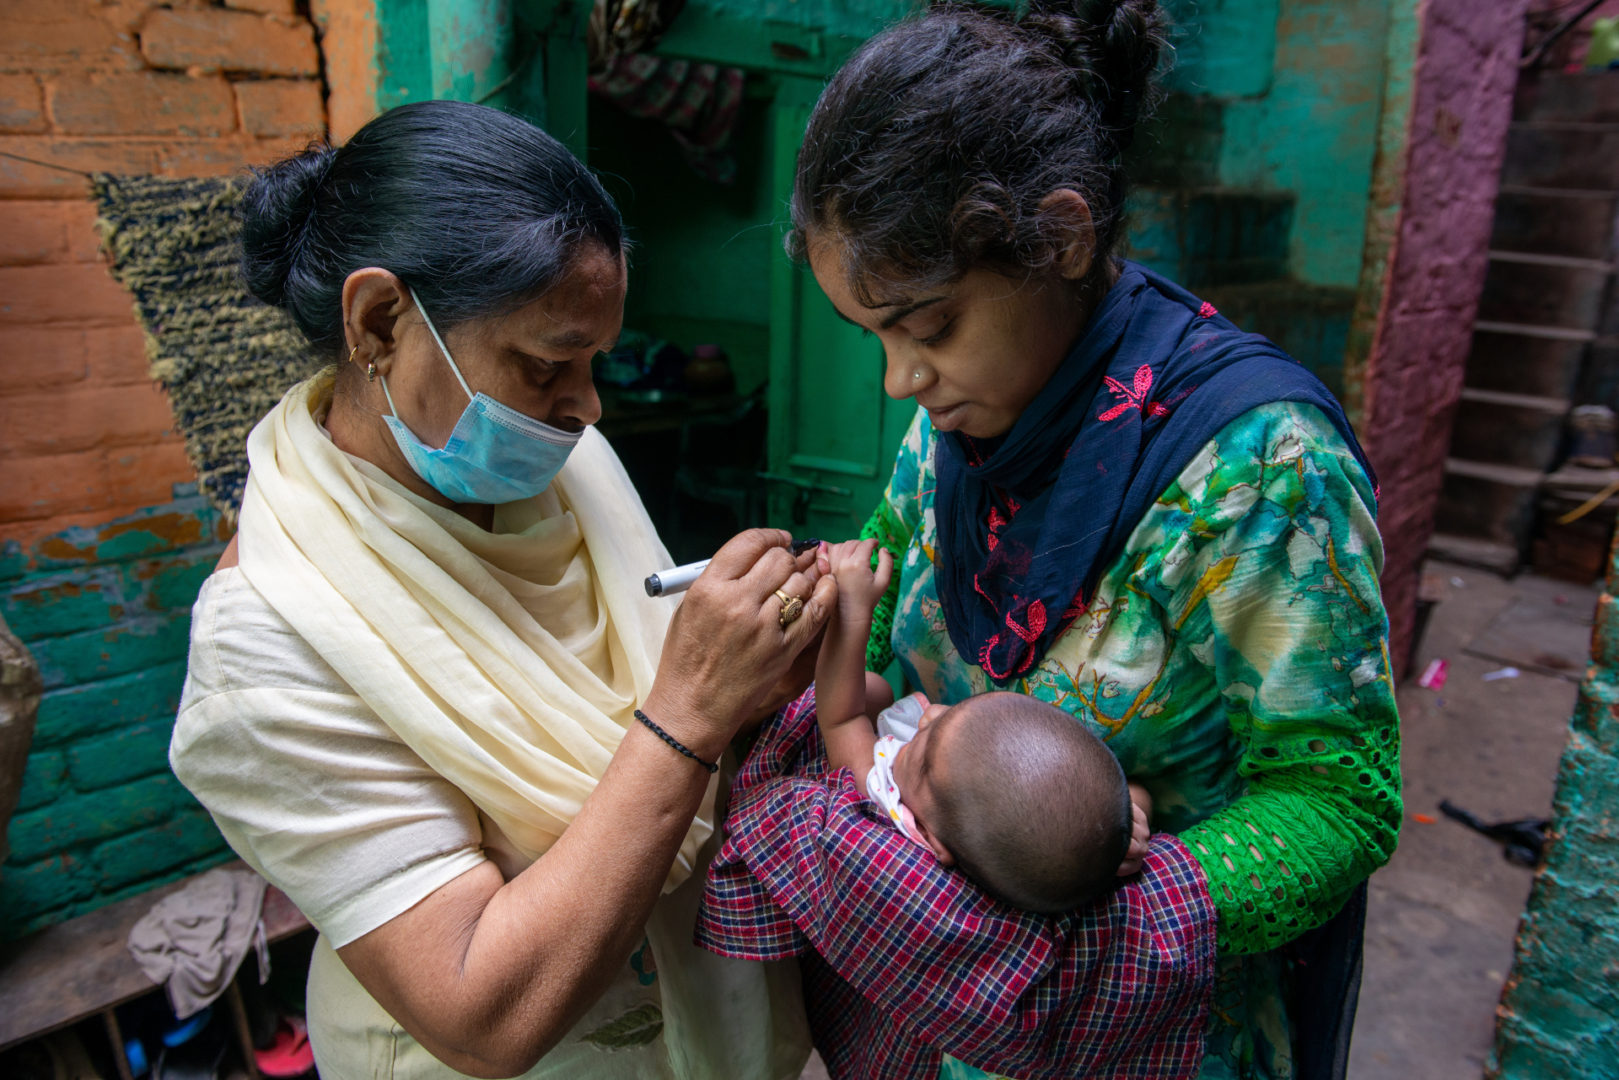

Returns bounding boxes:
[765,77,916,541]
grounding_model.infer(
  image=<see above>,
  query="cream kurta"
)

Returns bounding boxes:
[170,373,808,1078]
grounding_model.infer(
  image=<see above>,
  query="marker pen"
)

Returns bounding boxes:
[644,538,820,598]
[644,559,710,597]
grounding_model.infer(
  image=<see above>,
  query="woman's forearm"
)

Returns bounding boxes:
[1177,755,1400,955]
[339,717,721,1077]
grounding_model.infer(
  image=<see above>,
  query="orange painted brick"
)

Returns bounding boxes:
[0,442,192,526]
[148,132,311,176]
[0,136,167,199]
[0,263,133,328]
[0,134,308,199]
[0,74,46,134]
[84,325,153,385]
[0,200,70,265]
[62,200,103,262]
[0,201,100,267]
[309,0,380,142]
[224,0,298,13]
[48,71,236,137]
[139,8,319,77]
[0,7,136,76]
[0,382,176,456]
[0,328,91,392]
[235,79,325,138]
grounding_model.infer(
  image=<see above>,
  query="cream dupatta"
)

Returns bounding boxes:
[237,372,807,1076]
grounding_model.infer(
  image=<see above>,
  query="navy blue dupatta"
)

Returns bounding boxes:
[932,262,1377,684]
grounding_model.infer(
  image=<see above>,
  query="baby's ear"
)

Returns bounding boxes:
[915,818,954,866]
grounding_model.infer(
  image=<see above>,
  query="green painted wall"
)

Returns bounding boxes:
[0,490,234,939]
[587,91,780,394]
[1148,0,1395,289]
[1217,0,1393,287]
[1489,540,1619,1077]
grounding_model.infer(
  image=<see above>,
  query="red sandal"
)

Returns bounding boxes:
[253,1017,314,1078]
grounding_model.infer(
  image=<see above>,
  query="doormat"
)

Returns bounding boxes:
[91,173,313,521]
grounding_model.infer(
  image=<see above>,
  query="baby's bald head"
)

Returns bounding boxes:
[926,692,1131,914]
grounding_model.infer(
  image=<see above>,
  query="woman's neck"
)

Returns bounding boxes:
[323,367,497,531]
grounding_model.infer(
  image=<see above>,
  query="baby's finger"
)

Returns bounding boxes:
[874,548,894,591]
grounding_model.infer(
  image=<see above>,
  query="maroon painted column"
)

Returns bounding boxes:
[1355,0,1529,676]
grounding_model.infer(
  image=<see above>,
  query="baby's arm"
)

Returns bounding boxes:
[814,539,894,797]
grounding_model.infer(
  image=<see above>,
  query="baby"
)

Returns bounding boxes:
[815,539,1150,914]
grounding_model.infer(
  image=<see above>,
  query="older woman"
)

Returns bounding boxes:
[170,100,829,1079]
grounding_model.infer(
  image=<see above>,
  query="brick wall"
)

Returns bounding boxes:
[1353,0,1529,675]
[0,0,326,938]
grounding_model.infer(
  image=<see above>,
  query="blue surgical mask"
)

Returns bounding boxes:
[379,290,584,504]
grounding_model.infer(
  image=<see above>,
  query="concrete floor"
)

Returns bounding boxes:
[798,561,1596,1080]
[1349,561,1597,1080]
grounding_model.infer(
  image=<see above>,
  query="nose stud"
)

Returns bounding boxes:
[912,370,923,381]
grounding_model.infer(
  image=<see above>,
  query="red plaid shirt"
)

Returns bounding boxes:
[698,689,1217,1080]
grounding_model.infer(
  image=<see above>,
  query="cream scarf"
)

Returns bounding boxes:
[238,372,806,1076]
[239,370,710,877]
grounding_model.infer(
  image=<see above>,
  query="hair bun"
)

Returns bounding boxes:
[1021,0,1165,152]
[239,142,338,310]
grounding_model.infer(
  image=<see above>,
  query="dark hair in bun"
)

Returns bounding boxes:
[789,0,1166,301]
[241,99,624,356]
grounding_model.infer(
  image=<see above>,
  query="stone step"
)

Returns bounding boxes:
[1127,187,1295,289]
[1491,185,1619,261]
[1196,281,1356,399]
[1466,320,1594,399]
[1448,388,1570,471]
[1435,458,1544,551]
[1514,70,1619,124]
[1500,122,1619,191]
[1476,251,1614,330]
[1426,532,1523,575]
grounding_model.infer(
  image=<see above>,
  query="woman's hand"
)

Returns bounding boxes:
[741,619,826,731]
[1117,783,1154,877]
[642,529,837,759]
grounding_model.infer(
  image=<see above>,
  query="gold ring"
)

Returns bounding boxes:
[774,588,805,629]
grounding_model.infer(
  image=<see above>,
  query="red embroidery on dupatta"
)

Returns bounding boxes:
[1098,364,1171,421]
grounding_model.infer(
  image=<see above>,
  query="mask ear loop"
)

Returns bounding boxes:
[405,285,476,402]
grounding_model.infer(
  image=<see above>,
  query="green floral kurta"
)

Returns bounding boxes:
[866,401,1402,1080]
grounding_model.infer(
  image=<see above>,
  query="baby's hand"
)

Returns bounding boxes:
[819,539,894,618]
[1117,782,1154,877]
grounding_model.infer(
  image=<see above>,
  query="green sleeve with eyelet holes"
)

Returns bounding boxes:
[859,499,910,674]
[859,413,927,675]
[1162,417,1403,956]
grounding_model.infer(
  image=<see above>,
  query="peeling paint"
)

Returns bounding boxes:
[1489,535,1619,1078]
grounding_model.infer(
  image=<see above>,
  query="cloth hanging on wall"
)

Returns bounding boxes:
[590,54,746,184]
[91,174,309,521]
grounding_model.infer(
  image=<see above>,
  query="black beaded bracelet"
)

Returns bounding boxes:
[634,709,719,774]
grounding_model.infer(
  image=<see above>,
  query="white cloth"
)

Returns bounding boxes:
[865,692,932,848]
[866,733,921,843]
[127,868,269,1018]
[170,372,809,1079]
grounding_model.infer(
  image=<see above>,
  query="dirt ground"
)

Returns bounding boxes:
[1350,560,1595,1080]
